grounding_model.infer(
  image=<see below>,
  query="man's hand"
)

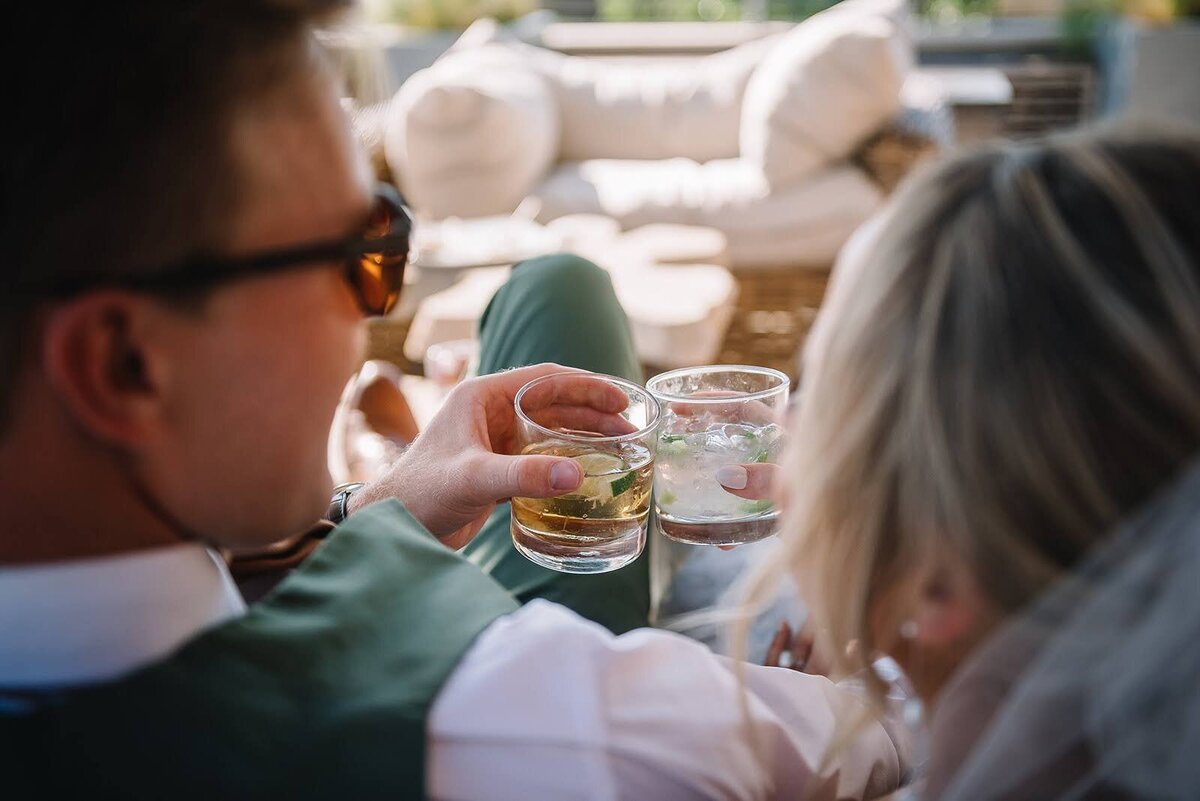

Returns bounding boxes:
[348,363,630,549]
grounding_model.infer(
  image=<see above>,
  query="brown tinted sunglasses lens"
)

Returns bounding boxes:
[351,190,408,316]
[352,252,404,316]
[365,191,396,238]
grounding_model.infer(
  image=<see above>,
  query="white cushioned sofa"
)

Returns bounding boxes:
[383,0,931,269]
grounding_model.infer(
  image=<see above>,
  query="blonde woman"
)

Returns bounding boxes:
[725,126,1200,798]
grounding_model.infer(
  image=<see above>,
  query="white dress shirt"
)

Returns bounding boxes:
[0,545,245,687]
[0,546,904,800]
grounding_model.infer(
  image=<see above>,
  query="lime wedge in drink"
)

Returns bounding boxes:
[572,453,635,500]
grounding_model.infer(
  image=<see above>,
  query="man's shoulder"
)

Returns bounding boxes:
[0,499,522,797]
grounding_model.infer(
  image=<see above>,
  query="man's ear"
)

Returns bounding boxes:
[41,292,168,446]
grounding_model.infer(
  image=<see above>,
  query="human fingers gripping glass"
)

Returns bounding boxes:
[475,366,634,457]
[348,364,642,551]
[647,366,789,546]
[510,372,661,574]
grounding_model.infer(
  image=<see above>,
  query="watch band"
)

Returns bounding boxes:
[327,482,367,525]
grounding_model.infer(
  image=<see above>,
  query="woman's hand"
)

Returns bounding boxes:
[713,462,780,550]
[714,462,779,500]
[764,620,835,677]
[349,363,630,549]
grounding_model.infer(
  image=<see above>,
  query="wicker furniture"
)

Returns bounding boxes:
[717,121,942,383]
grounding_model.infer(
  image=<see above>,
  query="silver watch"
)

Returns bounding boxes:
[327,482,366,524]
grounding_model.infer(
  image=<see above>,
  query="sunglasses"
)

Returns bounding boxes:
[37,182,412,317]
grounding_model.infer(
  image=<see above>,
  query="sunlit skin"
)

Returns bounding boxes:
[0,56,370,563]
[0,51,601,566]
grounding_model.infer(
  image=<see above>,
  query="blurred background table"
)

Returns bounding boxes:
[369,216,743,378]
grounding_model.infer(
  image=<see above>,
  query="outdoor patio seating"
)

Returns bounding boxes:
[384,0,931,270]
[352,0,946,380]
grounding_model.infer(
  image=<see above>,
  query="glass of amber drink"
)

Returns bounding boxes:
[511,372,660,574]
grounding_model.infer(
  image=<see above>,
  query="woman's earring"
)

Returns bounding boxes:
[899,619,920,640]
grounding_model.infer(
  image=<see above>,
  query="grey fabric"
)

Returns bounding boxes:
[653,531,803,661]
[927,458,1200,800]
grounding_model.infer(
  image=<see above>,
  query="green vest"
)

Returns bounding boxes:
[0,500,519,800]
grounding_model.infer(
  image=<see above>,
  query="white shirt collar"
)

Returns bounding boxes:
[0,544,246,688]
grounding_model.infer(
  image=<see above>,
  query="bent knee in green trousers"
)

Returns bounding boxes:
[460,254,650,634]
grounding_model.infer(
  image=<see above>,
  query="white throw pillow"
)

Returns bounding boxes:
[740,0,912,187]
[384,49,558,219]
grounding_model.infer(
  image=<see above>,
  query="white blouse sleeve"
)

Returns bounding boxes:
[427,600,903,801]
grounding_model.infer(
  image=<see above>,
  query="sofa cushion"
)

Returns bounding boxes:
[437,26,776,163]
[384,55,558,218]
[552,36,778,163]
[741,0,911,187]
[530,158,883,268]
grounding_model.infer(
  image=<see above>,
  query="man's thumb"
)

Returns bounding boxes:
[481,454,583,500]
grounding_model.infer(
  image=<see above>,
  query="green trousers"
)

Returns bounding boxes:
[460,254,649,634]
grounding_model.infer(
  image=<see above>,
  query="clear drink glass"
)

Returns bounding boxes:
[646,365,789,545]
[511,372,661,574]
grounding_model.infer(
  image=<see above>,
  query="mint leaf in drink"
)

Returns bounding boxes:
[741,499,774,514]
[660,434,689,456]
[752,448,771,463]
[609,471,637,497]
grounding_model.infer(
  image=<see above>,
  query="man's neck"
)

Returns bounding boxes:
[0,408,178,566]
